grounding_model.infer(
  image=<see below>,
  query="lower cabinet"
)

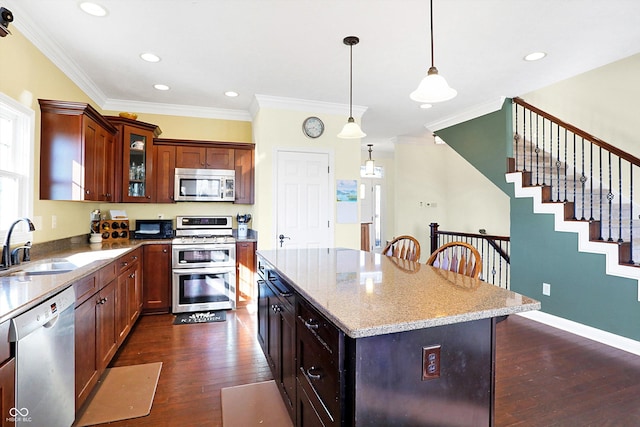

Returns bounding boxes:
[0,320,15,427]
[142,244,171,314]
[116,248,142,345]
[74,262,118,410]
[74,248,143,413]
[236,240,256,307]
[257,268,296,422]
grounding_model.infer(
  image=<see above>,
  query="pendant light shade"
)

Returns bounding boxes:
[410,0,457,103]
[338,36,366,139]
[364,144,375,175]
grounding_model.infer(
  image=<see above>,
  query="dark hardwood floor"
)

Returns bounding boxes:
[91,309,640,426]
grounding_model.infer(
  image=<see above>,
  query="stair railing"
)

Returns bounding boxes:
[429,223,510,289]
[511,97,640,265]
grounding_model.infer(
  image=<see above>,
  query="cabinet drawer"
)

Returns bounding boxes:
[297,326,340,422]
[116,248,141,275]
[74,274,97,305]
[297,299,340,355]
[99,261,117,286]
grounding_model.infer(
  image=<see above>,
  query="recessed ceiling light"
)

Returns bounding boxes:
[153,84,170,91]
[420,104,433,109]
[224,91,239,97]
[524,51,546,61]
[79,2,108,17]
[140,53,161,63]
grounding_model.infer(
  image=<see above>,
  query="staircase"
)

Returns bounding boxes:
[507,97,640,291]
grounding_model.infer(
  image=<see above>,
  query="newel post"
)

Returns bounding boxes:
[429,222,439,255]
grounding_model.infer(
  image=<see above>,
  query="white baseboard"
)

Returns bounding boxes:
[516,311,640,356]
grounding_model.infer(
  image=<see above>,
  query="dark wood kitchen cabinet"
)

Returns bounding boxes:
[0,320,14,427]
[257,268,296,421]
[106,117,162,203]
[234,147,255,204]
[142,244,172,314]
[176,146,234,169]
[74,261,118,411]
[156,139,255,204]
[39,99,117,201]
[115,248,142,345]
[154,144,176,203]
[236,240,256,307]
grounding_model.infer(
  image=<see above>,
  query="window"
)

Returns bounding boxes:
[0,93,34,244]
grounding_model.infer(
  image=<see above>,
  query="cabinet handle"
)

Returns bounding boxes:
[163,249,168,253]
[146,195,151,199]
[133,256,138,261]
[306,367,322,380]
[121,261,128,267]
[271,304,281,313]
[129,273,135,278]
[304,319,319,330]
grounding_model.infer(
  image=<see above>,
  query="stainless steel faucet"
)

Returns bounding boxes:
[1,218,35,270]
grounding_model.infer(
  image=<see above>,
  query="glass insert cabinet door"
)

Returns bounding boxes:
[122,125,155,202]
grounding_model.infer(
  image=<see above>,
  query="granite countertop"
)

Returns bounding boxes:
[257,247,540,339]
[0,239,167,324]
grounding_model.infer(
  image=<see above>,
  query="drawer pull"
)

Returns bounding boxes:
[271,304,282,313]
[306,367,322,380]
[304,319,319,330]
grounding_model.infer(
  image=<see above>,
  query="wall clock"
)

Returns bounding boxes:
[302,116,324,138]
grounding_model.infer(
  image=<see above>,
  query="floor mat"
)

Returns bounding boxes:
[221,380,293,427]
[74,362,162,426]
[173,311,226,324]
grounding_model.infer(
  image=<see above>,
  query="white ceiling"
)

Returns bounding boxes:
[6,0,640,151]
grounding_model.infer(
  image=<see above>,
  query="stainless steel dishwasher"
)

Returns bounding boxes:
[10,286,75,427]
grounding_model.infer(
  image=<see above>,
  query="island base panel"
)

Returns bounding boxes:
[349,317,494,426]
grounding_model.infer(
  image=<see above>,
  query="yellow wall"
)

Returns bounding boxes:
[253,107,361,250]
[2,27,361,249]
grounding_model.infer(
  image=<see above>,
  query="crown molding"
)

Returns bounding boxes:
[251,94,367,120]
[9,2,108,106]
[424,96,507,132]
[102,99,252,121]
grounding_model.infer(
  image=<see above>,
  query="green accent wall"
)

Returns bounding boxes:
[437,99,513,195]
[440,99,640,341]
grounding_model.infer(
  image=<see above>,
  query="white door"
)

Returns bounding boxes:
[276,150,332,249]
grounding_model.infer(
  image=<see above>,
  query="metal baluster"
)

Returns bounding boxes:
[630,163,634,264]
[564,128,568,202]
[589,141,594,221]
[573,133,578,219]
[535,112,540,185]
[542,118,546,185]
[598,147,603,240]
[514,102,520,171]
[580,137,586,221]
[618,157,623,243]
[607,151,613,241]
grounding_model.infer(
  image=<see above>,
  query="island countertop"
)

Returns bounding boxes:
[257,247,540,339]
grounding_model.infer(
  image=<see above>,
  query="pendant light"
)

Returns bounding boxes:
[364,144,375,175]
[410,0,457,103]
[338,36,366,139]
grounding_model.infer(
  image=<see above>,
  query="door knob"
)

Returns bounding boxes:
[278,234,291,247]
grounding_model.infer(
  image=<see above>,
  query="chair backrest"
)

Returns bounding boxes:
[426,241,482,279]
[382,235,421,262]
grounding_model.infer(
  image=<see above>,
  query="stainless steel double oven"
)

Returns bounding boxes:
[172,215,236,313]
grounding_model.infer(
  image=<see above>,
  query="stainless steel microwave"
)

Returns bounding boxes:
[174,168,235,202]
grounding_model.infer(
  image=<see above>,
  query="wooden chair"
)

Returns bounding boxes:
[382,235,421,262]
[426,241,482,279]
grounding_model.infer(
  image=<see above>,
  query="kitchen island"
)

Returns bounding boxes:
[256,248,540,426]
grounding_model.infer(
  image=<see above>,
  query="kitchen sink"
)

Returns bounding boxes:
[10,259,79,276]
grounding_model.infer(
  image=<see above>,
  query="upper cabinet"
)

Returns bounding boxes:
[106,117,162,203]
[39,100,118,201]
[156,139,255,204]
[38,100,253,204]
[176,146,234,169]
